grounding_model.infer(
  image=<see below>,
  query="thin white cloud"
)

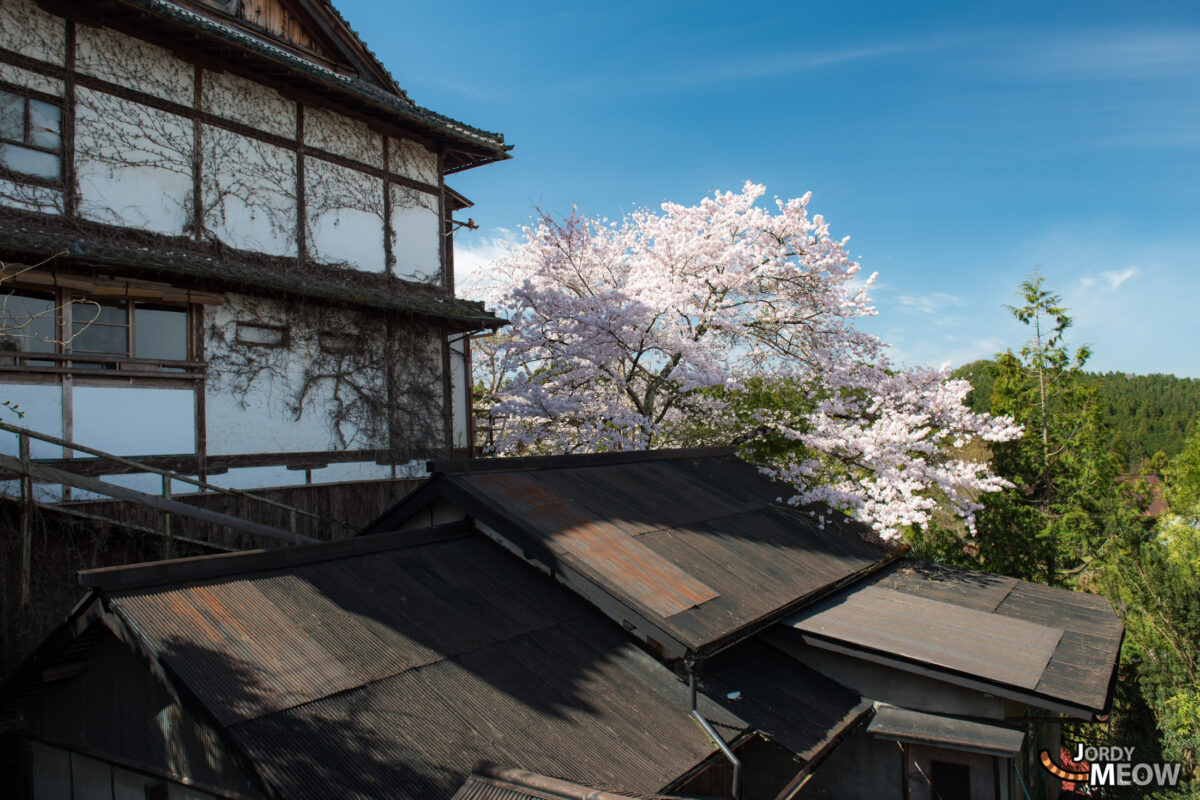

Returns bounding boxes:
[1103,266,1140,289]
[1010,30,1200,81]
[896,292,965,315]
[1078,266,1141,291]
[558,33,976,95]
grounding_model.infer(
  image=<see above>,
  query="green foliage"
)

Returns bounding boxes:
[1164,422,1200,516]
[946,275,1199,789]
[968,275,1134,584]
[955,364,1200,471]
[1104,504,1200,778]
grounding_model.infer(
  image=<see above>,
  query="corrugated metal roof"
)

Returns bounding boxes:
[699,638,872,762]
[363,450,896,658]
[783,560,1123,717]
[451,762,679,800]
[82,525,863,799]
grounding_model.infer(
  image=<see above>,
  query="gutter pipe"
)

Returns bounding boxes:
[688,662,742,800]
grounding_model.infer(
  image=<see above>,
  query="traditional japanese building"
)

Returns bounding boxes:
[0,0,508,491]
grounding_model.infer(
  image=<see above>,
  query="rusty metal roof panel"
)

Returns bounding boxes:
[374,451,893,656]
[452,763,686,800]
[101,526,840,799]
[782,560,1123,716]
[790,585,1065,691]
[112,578,365,726]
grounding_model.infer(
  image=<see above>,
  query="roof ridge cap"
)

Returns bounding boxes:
[80,522,472,593]
[429,446,737,476]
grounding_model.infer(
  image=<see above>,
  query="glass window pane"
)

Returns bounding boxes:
[0,143,59,179]
[74,299,126,326]
[27,100,60,149]
[71,322,127,355]
[135,305,187,361]
[0,90,22,141]
[0,292,55,353]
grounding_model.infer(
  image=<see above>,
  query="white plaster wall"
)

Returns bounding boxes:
[388,138,438,185]
[201,70,295,139]
[73,387,195,456]
[0,179,62,215]
[75,87,193,234]
[0,0,65,65]
[0,62,62,96]
[304,157,386,271]
[0,383,62,458]
[390,187,441,282]
[303,106,382,167]
[76,25,192,103]
[205,299,358,455]
[449,334,469,449]
[201,125,297,257]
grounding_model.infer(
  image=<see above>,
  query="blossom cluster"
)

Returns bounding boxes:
[477,183,1020,539]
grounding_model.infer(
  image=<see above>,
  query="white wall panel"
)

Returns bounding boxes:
[0,62,62,96]
[76,25,192,102]
[303,106,382,167]
[73,386,195,456]
[201,125,297,257]
[0,179,62,215]
[389,187,441,282]
[75,88,193,234]
[202,69,295,138]
[304,157,385,272]
[388,138,438,185]
[0,0,65,65]
[0,383,62,458]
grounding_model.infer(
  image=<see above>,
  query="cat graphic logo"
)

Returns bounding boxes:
[1041,744,1183,790]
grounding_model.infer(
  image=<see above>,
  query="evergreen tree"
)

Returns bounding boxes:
[971,275,1134,584]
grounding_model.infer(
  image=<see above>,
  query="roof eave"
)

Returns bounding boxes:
[790,631,1107,721]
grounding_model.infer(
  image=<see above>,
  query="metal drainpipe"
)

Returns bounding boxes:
[688,661,742,800]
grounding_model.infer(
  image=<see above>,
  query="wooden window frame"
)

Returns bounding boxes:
[0,86,63,185]
[0,285,203,379]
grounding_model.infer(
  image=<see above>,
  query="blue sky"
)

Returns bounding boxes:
[339,0,1200,378]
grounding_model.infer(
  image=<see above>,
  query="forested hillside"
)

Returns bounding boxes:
[955,361,1200,468]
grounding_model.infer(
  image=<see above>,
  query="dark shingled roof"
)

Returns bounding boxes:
[0,209,505,330]
[2,524,869,799]
[362,448,898,659]
[783,560,1124,719]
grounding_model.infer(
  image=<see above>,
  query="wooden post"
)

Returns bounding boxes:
[161,474,172,558]
[19,433,33,609]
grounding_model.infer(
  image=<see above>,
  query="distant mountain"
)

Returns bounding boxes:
[952,361,1200,469]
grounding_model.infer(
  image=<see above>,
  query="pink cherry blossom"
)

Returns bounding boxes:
[476,183,1021,539]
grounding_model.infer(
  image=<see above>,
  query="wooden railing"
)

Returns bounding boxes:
[0,421,360,608]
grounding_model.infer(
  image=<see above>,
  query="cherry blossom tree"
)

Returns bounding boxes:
[477,183,1020,538]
